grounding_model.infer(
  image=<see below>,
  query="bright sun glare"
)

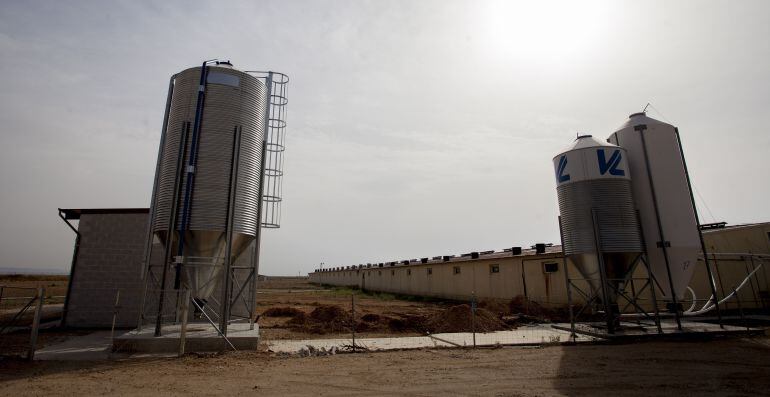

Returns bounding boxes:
[477,1,609,62]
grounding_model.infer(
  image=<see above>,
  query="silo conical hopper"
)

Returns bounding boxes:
[150,62,267,307]
[553,135,644,309]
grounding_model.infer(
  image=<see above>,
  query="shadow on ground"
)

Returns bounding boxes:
[554,336,770,396]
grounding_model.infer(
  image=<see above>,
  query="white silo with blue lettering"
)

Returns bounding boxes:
[553,135,643,313]
[609,112,701,305]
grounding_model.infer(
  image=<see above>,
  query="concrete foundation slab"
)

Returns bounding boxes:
[114,323,259,353]
[267,320,763,354]
[267,325,597,353]
[34,331,113,361]
[551,319,764,341]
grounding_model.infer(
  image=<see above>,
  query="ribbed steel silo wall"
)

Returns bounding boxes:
[148,65,267,301]
[152,66,267,238]
[553,136,643,298]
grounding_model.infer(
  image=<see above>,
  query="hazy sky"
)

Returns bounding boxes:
[1,0,768,275]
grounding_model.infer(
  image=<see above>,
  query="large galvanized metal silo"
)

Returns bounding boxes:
[609,113,701,302]
[149,62,267,304]
[554,135,643,306]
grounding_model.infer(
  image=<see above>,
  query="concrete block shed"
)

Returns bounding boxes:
[59,208,150,328]
[58,208,258,328]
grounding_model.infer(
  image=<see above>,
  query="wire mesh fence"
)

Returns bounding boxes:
[261,287,595,355]
[263,254,770,355]
[0,286,46,359]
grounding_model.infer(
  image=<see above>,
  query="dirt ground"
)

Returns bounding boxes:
[1,337,769,396]
[255,277,457,340]
[2,276,770,395]
[2,276,487,357]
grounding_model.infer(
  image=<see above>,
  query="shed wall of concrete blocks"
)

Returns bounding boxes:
[64,211,259,327]
[65,213,148,327]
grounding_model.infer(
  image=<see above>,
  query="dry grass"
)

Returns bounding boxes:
[0,275,69,308]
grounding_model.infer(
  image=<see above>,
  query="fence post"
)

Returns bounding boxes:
[179,290,190,357]
[28,287,44,361]
[730,285,749,331]
[351,293,356,353]
[471,292,476,349]
[110,289,121,351]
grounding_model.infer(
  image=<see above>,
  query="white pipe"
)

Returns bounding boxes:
[684,286,698,313]
[684,263,763,316]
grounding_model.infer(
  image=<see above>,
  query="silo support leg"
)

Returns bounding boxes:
[591,209,615,334]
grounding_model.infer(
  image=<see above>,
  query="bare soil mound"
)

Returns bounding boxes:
[384,304,509,334]
[387,314,428,332]
[360,313,381,322]
[262,307,303,317]
[477,299,510,316]
[282,303,509,335]
[287,305,351,334]
[308,305,347,322]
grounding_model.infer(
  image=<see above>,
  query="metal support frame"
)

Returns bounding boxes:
[57,209,80,327]
[636,124,682,330]
[252,72,272,328]
[143,74,175,279]
[0,292,37,335]
[744,255,767,310]
[191,298,236,350]
[590,209,616,333]
[244,70,289,229]
[674,127,723,328]
[558,216,577,341]
[632,209,663,333]
[137,75,176,331]
[220,127,242,335]
[696,252,769,312]
[243,70,282,329]
[153,121,190,336]
[176,61,215,288]
[137,64,287,346]
[560,210,664,338]
[28,287,44,360]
